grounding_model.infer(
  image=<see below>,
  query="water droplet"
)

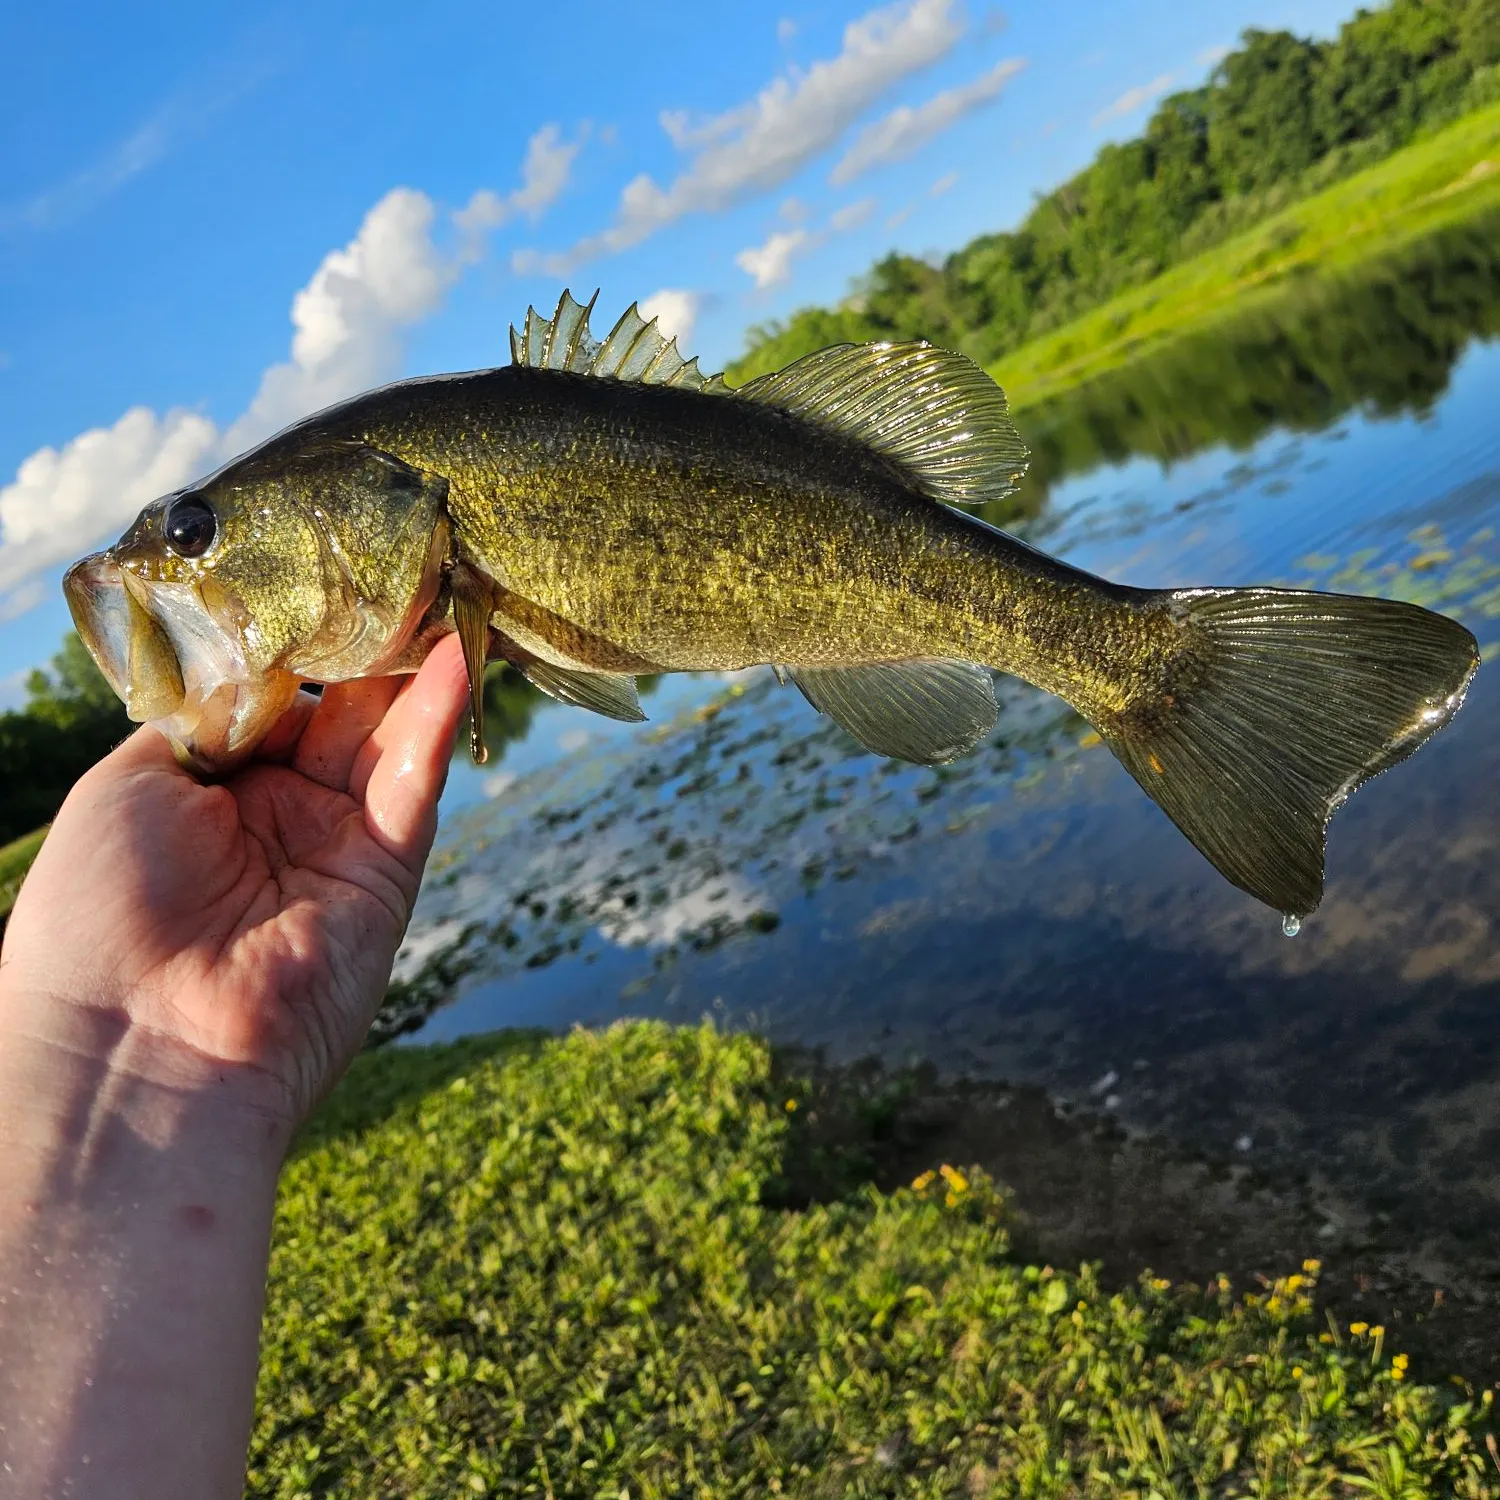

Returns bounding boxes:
[1282,913,1302,937]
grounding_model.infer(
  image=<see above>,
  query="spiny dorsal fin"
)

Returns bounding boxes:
[509,289,728,392]
[736,342,1029,506]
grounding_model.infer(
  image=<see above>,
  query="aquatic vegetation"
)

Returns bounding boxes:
[248,1020,1500,1497]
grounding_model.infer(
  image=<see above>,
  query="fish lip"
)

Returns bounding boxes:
[64,551,133,704]
[63,550,285,769]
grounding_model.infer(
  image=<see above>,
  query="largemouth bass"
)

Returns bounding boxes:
[64,292,1477,920]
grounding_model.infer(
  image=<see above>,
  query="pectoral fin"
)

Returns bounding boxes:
[450,560,495,764]
[787,659,998,765]
[522,662,646,722]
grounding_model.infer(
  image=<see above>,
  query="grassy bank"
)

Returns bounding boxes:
[0,824,46,920]
[994,100,1500,411]
[249,1021,1497,1497]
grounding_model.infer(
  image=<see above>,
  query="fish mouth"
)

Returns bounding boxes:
[63,551,300,774]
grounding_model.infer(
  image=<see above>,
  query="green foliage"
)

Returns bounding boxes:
[0,632,129,846]
[729,0,1499,386]
[249,1021,1499,1497]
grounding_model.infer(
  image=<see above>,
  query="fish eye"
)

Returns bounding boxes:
[163,493,217,558]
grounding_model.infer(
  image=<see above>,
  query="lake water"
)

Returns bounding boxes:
[389,221,1500,1334]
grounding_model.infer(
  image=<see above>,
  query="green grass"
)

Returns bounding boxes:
[250,1020,1498,1497]
[994,100,1500,412]
[0,824,47,919]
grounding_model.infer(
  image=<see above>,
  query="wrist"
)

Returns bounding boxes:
[0,983,293,1191]
[0,986,285,1499]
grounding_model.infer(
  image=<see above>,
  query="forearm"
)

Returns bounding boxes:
[0,990,286,1500]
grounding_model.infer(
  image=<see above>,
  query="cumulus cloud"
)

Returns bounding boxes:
[830,56,1023,185]
[0,129,576,615]
[222,187,457,452]
[0,407,219,595]
[453,122,588,244]
[550,0,964,268]
[1092,72,1175,127]
[735,196,876,291]
[638,289,702,348]
[735,228,816,290]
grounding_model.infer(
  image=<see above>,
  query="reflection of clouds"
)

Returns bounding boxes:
[602,873,768,947]
[392,917,468,983]
[480,770,516,800]
[558,728,590,753]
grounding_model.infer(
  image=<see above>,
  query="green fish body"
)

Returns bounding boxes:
[65,294,1479,918]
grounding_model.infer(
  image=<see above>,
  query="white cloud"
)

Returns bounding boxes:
[829,197,877,231]
[1092,72,1175,128]
[638,289,702,348]
[0,407,218,596]
[552,0,964,267]
[1197,44,1230,68]
[930,169,959,196]
[830,56,1023,185]
[735,195,876,290]
[0,131,573,615]
[454,123,587,243]
[777,17,798,43]
[736,228,815,290]
[222,187,457,453]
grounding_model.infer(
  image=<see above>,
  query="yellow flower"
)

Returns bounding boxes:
[1285,1275,1305,1292]
[1350,1321,1369,1336]
[1392,1353,1409,1372]
[1150,1278,1171,1291]
[1302,1258,1322,1275]
[1319,1333,1335,1344]
[784,1099,798,1112]
[1370,1325,1385,1339]
[939,1164,969,1194]
[911,1170,936,1191]
[1292,1366,1305,1379]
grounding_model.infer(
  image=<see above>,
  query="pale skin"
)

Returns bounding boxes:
[0,635,471,1500]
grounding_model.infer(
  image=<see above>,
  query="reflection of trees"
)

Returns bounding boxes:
[1018,210,1500,503]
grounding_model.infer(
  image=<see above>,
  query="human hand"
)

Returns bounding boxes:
[0,632,470,1150]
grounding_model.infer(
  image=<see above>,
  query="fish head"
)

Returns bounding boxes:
[65,438,453,774]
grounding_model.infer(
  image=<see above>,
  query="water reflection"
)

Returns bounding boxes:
[391,216,1500,1336]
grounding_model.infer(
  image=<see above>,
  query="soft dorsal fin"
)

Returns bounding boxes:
[786,659,998,764]
[509,290,728,392]
[736,342,1029,506]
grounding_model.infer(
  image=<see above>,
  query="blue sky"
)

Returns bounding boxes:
[0,0,1358,697]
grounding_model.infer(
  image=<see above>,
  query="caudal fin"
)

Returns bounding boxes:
[1095,588,1478,917]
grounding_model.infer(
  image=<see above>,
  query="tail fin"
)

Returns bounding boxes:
[1095,589,1478,917]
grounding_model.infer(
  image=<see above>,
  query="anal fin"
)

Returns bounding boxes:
[523,661,646,723]
[788,659,997,765]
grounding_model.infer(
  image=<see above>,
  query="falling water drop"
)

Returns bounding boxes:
[1282,913,1302,938]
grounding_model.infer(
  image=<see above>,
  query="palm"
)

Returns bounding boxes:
[3,639,469,1133]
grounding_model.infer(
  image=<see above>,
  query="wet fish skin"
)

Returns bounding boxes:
[64,294,1479,918]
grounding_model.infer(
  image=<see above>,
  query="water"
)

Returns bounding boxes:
[391,218,1500,1321]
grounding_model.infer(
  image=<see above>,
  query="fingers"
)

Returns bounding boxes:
[287,677,405,793]
[351,635,469,871]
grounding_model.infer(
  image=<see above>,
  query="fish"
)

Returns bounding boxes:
[64,290,1478,920]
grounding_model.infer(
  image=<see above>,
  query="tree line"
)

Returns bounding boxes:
[728,0,1500,381]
